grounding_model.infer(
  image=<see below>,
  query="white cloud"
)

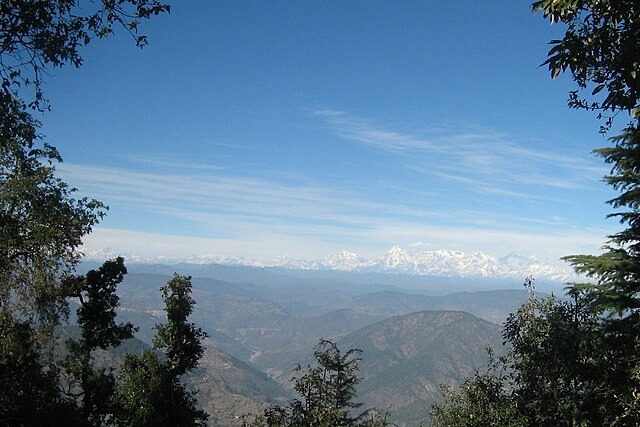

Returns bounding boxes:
[82,222,610,267]
[314,110,607,193]
[58,111,616,265]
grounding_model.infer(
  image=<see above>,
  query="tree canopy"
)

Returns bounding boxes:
[0,0,168,331]
[532,0,640,131]
[114,275,209,427]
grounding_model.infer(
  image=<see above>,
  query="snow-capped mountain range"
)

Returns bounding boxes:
[83,246,579,283]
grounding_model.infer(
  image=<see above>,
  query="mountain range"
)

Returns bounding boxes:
[84,246,577,282]
[100,265,545,425]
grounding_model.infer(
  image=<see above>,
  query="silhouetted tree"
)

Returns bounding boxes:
[1,0,170,110]
[433,2,640,424]
[0,1,168,421]
[263,339,388,427]
[62,257,136,425]
[0,311,81,425]
[113,275,208,427]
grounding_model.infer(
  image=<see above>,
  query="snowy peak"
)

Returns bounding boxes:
[311,247,574,282]
[323,250,364,269]
[379,246,415,272]
[82,246,577,283]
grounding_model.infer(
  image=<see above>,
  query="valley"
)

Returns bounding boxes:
[99,261,552,426]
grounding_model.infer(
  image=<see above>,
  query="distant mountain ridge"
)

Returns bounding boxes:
[85,246,577,282]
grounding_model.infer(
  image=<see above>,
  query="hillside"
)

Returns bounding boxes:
[336,288,536,324]
[116,273,386,381]
[188,340,290,426]
[109,267,537,425]
[339,310,504,426]
[58,325,289,426]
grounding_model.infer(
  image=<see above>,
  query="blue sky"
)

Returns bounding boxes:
[40,1,619,264]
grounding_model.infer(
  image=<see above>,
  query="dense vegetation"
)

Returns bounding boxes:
[431,1,640,425]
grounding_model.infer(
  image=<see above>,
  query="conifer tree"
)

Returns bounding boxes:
[113,275,208,427]
[263,339,388,427]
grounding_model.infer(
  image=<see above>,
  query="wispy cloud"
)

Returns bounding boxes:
[61,155,613,264]
[57,110,615,264]
[313,110,606,193]
[59,162,461,232]
[122,155,228,172]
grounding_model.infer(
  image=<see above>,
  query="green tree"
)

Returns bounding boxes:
[531,1,640,423]
[0,59,106,426]
[430,280,603,426]
[503,284,605,425]
[263,339,387,427]
[154,275,208,377]
[532,0,639,131]
[0,0,170,330]
[430,353,523,427]
[113,275,209,427]
[0,92,106,330]
[62,257,136,425]
[433,2,640,425]
[0,310,81,426]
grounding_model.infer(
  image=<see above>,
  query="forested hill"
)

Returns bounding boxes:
[110,269,523,425]
[339,311,503,426]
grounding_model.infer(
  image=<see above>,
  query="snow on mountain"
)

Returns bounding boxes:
[323,250,366,270]
[289,247,575,282]
[82,246,578,283]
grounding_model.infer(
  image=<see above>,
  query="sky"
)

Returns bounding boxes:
[39,1,622,265]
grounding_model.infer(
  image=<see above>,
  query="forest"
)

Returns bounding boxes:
[2,0,640,426]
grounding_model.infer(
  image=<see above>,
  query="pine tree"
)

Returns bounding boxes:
[432,2,640,425]
[113,275,208,427]
[530,1,640,422]
[263,339,388,427]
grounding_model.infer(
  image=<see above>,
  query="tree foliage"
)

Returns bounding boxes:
[154,275,208,377]
[0,0,168,331]
[1,0,170,110]
[430,355,523,427]
[114,350,208,427]
[262,339,388,427]
[0,91,106,328]
[432,2,640,424]
[0,2,192,425]
[0,310,80,425]
[532,0,640,131]
[62,257,137,425]
[531,1,640,423]
[113,275,208,427]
